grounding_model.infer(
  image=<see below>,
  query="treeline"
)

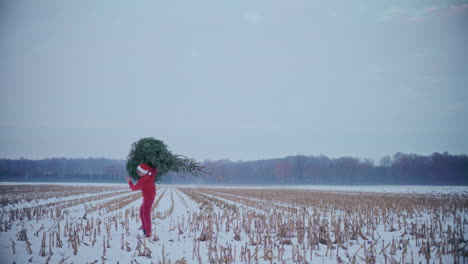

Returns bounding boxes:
[195,152,468,185]
[0,158,126,183]
[0,152,467,185]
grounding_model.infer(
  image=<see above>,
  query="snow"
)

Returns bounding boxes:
[0,182,127,187]
[179,184,468,195]
[0,182,466,264]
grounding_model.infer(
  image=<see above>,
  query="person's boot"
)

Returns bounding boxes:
[144,228,151,238]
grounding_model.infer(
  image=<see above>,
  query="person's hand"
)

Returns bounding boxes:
[125,177,131,183]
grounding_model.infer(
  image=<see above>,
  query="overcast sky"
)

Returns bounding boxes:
[1,0,467,162]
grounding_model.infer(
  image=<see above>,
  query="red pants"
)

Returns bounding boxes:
[140,197,155,236]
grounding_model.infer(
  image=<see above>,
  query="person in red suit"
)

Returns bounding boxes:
[126,163,157,237]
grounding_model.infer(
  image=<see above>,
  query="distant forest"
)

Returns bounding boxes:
[0,152,467,185]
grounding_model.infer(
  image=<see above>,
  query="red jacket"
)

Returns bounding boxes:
[128,168,157,199]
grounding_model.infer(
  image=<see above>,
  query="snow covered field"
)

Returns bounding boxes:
[176,184,468,195]
[0,183,466,264]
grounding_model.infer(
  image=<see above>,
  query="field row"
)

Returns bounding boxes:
[0,185,466,264]
[0,184,127,205]
[179,187,467,264]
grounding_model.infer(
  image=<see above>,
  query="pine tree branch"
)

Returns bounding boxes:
[172,155,207,176]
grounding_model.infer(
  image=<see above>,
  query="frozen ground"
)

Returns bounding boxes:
[181,184,468,195]
[0,183,466,264]
[3,182,467,194]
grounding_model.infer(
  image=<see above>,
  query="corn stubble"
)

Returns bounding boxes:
[178,187,467,264]
[1,185,466,264]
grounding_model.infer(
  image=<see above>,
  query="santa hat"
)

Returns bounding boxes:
[137,163,153,176]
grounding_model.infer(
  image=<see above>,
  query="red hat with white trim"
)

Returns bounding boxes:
[137,163,153,176]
